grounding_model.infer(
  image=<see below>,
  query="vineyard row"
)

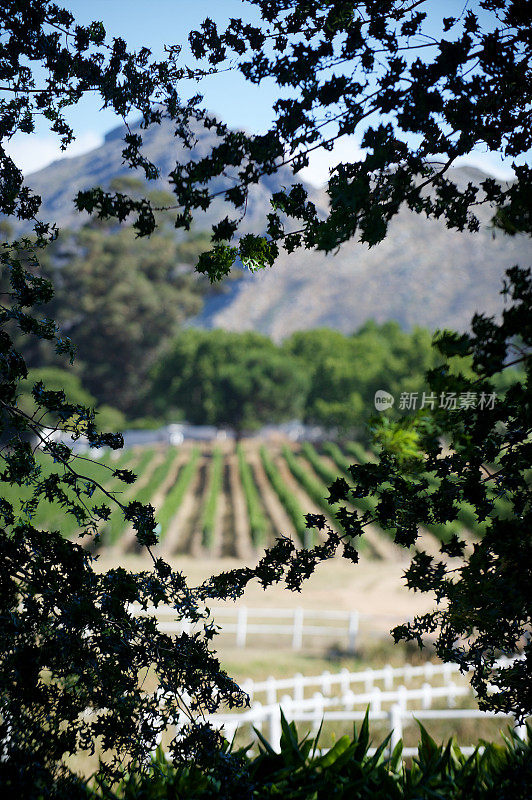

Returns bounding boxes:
[7,441,486,559]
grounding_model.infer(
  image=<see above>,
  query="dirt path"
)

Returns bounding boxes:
[245,444,295,541]
[219,461,237,557]
[160,452,206,556]
[227,452,253,560]
[185,456,210,558]
[211,476,226,558]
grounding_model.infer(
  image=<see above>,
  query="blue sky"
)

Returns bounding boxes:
[5,1,520,184]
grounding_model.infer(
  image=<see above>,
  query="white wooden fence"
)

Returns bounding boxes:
[207,678,526,755]
[130,604,362,651]
[157,657,525,757]
[238,659,482,704]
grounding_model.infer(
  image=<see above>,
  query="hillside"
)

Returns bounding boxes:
[21,119,530,338]
[196,185,530,339]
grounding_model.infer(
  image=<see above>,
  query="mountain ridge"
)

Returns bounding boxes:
[19,118,531,338]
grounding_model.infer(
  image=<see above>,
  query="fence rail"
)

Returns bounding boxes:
[130,604,363,651]
[206,680,525,753]
[239,660,478,704]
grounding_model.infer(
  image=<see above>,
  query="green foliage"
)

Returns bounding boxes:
[284,323,439,433]
[237,444,268,548]
[98,717,532,800]
[103,448,157,544]
[300,442,378,548]
[18,367,126,432]
[202,448,223,549]
[1,0,531,792]
[0,5,248,786]
[34,225,208,415]
[150,329,310,434]
[290,443,346,536]
[322,441,356,478]
[329,267,532,714]
[344,441,375,465]
[148,324,443,435]
[157,448,200,540]
[18,367,96,414]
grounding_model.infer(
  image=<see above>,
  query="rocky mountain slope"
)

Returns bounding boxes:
[196,186,529,339]
[20,119,530,338]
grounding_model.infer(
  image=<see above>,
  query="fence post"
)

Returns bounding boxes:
[364,669,375,693]
[421,682,432,710]
[321,670,332,696]
[514,720,528,742]
[268,706,282,753]
[292,607,304,650]
[370,686,382,714]
[343,689,355,711]
[443,662,455,687]
[312,692,324,736]
[347,611,359,653]
[397,685,407,713]
[251,702,263,739]
[236,606,248,648]
[223,721,238,746]
[266,676,277,706]
[294,672,305,703]
[447,681,457,708]
[340,667,351,695]
[383,664,394,690]
[389,704,402,754]
[241,678,254,702]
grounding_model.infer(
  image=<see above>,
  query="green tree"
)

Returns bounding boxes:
[0,4,247,795]
[17,366,126,431]
[329,268,531,720]
[151,329,310,436]
[35,223,207,414]
[167,0,530,720]
[284,323,438,433]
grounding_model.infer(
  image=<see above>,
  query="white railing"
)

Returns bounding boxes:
[207,684,526,754]
[239,661,473,705]
[130,604,363,651]
[237,656,518,704]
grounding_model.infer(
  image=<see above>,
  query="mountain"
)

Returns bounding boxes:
[21,119,530,339]
[195,179,530,339]
[22,115,320,235]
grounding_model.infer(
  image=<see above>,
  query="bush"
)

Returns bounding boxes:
[95,714,532,800]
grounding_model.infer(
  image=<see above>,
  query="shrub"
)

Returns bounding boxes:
[96,714,532,800]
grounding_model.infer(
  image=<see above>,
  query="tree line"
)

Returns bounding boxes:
[149,323,441,436]
[9,214,451,435]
